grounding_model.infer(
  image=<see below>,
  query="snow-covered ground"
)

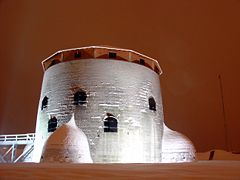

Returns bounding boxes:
[197,150,240,161]
[0,161,240,179]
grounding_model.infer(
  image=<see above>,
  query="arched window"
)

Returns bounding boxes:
[149,96,156,111]
[41,96,48,110]
[74,90,87,105]
[104,114,118,132]
[48,116,58,132]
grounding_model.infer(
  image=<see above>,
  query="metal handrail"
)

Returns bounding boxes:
[0,133,35,144]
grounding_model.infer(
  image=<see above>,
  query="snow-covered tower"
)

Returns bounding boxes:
[33,46,195,163]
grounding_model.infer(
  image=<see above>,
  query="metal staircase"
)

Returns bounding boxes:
[0,133,35,163]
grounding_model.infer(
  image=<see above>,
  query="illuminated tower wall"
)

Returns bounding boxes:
[32,46,195,163]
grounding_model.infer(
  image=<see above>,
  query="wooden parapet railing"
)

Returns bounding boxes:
[42,46,163,75]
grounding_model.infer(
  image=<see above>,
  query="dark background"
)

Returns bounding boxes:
[0,0,239,152]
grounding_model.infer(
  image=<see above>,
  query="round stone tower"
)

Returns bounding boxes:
[32,46,195,163]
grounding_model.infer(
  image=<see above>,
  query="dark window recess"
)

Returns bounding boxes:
[149,96,156,111]
[139,59,145,65]
[209,150,215,160]
[41,96,49,110]
[74,51,81,58]
[154,66,160,74]
[74,90,87,105]
[49,59,60,67]
[104,114,118,132]
[48,116,58,132]
[109,52,117,59]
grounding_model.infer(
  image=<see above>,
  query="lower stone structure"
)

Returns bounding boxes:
[32,46,196,163]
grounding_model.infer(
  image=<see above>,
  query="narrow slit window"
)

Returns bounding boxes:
[149,96,156,111]
[139,59,145,65]
[109,52,117,59]
[104,114,118,132]
[74,90,87,105]
[41,96,49,110]
[48,116,58,132]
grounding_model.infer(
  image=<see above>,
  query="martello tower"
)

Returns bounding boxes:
[33,46,195,163]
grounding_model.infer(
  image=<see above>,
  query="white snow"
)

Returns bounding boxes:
[0,161,240,179]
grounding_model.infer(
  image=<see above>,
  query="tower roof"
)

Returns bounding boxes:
[42,46,162,75]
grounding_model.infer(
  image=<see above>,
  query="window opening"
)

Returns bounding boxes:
[41,96,49,110]
[49,59,60,67]
[74,90,87,105]
[109,52,117,59]
[139,59,145,65]
[149,96,156,111]
[154,66,160,74]
[74,51,81,58]
[48,116,58,132]
[104,113,118,132]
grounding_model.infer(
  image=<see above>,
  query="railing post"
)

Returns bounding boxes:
[11,144,16,162]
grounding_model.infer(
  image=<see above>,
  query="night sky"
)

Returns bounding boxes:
[0,0,240,152]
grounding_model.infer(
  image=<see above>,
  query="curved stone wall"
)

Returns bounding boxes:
[33,59,164,163]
